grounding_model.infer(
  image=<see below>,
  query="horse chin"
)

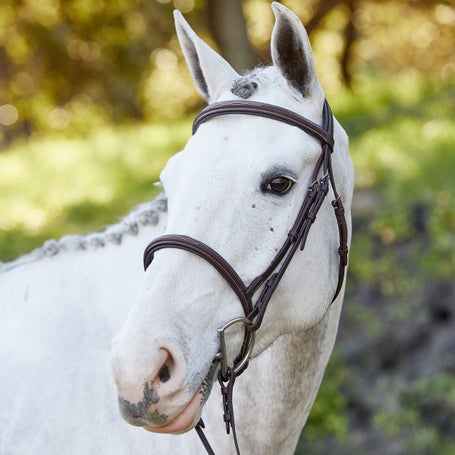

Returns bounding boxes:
[144,384,204,434]
[144,360,217,435]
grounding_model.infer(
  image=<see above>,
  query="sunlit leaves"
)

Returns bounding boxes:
[1,0,453,145]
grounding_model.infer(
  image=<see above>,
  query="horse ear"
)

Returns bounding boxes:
[270,2,316,98]
[174,10,239,103]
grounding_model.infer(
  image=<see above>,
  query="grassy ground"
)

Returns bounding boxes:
[1,75,454,452]
[0,119,191,261]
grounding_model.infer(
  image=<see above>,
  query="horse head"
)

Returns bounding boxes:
[111,1,354,440]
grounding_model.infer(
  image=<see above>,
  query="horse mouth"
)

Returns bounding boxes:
[143,383,204,434]
[137,360,218,435]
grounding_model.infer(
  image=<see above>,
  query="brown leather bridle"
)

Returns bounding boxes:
[143,99,348,454]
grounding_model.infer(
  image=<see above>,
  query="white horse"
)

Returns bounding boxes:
[1,3,353,454]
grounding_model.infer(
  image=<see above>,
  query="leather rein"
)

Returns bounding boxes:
[143,99,348,454]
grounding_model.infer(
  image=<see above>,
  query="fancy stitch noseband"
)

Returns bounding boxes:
[143,99,348,454]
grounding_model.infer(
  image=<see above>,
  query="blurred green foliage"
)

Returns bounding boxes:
[338,77,455,285]
[373,374,455,453]
[0,118,191,261]
[1,1,453,145]
[0,0,206,144]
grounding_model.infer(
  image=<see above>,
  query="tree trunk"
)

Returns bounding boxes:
[340,0,357,87]
[207,0,256,72]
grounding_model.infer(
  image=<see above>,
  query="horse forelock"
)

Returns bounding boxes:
[230,66,324,114]
[231,75,258,99]
[2,194,167,271]
[230,67,278,100]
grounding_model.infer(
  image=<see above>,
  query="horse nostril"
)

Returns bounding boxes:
[158,363,171,383]
[156,348,175,384]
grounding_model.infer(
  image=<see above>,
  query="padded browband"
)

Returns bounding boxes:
[193,100,334,150]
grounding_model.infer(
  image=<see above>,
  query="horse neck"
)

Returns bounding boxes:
[0,197,169,334]
[203,299,343,454]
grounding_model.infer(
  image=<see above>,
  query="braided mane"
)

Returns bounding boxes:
[1,194,167,272]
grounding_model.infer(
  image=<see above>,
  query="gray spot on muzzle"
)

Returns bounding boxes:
[118,382,168,427]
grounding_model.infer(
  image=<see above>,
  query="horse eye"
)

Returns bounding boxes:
[266,176,295,195]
